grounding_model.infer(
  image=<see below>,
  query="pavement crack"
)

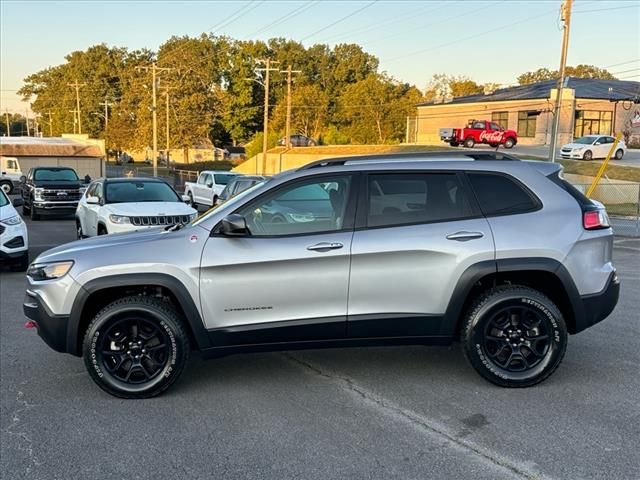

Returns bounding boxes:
[3,389,42,475]
[282,353,544,480]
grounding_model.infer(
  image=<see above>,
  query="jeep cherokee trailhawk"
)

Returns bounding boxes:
[23,152,620,398]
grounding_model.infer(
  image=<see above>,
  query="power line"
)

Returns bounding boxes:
[605,59,640,69]
[573,4,639,14]
[300,0,379,42]
[246,0,318,38]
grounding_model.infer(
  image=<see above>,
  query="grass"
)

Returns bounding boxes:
[603,203,639,216]
[557,160,640,183]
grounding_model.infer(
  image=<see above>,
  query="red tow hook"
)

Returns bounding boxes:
[24,321,38,329]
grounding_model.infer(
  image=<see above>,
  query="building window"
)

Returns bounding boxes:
[517,111,537,137]
[574,110,612,137]
[491,111,509,129]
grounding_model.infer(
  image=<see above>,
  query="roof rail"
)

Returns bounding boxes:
[298,151,521,170]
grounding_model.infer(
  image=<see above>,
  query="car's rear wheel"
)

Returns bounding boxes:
[614,149,624,160]
[97,224,107,235]
[583,150,593,161]
[30,204,40,221]
[463,137,475,148]
[449,142,459,147]
[76,220,84,239]
[461,285,567,388]
[0,181,13,195]
[82,296,190,399]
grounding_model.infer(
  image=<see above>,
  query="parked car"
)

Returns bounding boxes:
[215,175,266,206]
[560,135,626,160]
[0,190,28,271]
[21,166,84,221]
[0,156,23,195]
[75,177,197,238]
[24,151,619,398]
[184,170,239,208]
[439,119,518,148]
[277,134,317,147]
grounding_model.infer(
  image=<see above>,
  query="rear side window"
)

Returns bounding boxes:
[546,170,593,207]
[367,173,473,228]
[467,172,539,216]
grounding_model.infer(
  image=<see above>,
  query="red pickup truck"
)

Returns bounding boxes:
[439,120,518,149]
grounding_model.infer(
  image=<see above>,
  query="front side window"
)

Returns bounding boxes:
[367,173,473,228]
[468,172,539,216]
[236,175,352,236]
[197,173,208,185]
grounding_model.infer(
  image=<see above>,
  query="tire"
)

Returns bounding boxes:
[614,149,624,160]
[0,181,13,195]
[97,224,107,235]
[503,137,515,149]
[583,150,593,161]
[82,296,190,399]
[461,285,567,388]
[489,143,499,148]
[463,137,475,148]
[449,142,459,147]
[10,252,29,272]
[188,192,196,209]
[30,204,40,221]
[22,203,30,215]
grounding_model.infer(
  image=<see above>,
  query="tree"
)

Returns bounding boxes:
[271,83,329,140]
[517,65,616,85]
[423,74,483,102]
[449,78,483,98]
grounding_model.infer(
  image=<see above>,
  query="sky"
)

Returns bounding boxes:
[1,0,639,113]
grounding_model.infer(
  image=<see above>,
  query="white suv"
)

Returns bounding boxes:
[0,189,28,270]
[75,177,197,238]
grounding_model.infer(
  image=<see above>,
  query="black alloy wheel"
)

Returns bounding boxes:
[83,296,189,398]
[614,149,624,160]
[462,286,567,387]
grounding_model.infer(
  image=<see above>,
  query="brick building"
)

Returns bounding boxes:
[408,78,640,147]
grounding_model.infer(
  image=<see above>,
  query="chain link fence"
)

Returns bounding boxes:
[574,183,640,236]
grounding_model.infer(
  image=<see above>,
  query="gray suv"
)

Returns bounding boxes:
[23,152,619,398]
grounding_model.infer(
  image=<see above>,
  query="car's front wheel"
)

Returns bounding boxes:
[583,150,593,161]
[0,181,13,195]
[503,137,515,149]
[614,149,624,160]
[82,296,190,399]
[461,286,567,388]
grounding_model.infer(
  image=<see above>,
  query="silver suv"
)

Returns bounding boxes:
[23,152,620,398]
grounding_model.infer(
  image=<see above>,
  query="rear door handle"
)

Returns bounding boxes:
[446,231,484,241]
[307,242,343,252]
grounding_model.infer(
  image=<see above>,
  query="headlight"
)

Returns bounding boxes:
[109,214,131,224]
[0,215,22,225]
[34,187,44,201]
[573,147,584,152]
[27,261,74,281]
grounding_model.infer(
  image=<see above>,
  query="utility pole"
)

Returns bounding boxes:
[162,87,175,164]
[280,65,302,151]
[46,111,54,137]
[25,109,30,136]
[549,0,573,163]
[4,110,10,137]
[98,98,113,129]
[68,79,87,134]
[69,110,78,134]
[255,58,279,173]
[137,63,176,177]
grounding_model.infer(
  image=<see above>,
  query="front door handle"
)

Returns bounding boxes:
[307,242,343,252]
[446,231,484,241]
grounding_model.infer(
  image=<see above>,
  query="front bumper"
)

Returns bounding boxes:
[560,150,584,159]
[32,201,78,210]
[23,290,70,353]
[0,221,28,258]
[577,271,620,332]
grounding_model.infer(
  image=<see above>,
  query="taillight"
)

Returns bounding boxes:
[583,208,610,230]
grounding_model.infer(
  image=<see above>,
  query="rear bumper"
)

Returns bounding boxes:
[23,290,70,353]
[576,271,620,333]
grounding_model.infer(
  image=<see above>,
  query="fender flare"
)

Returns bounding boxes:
[442,258,583,336]
[67,273,212,355]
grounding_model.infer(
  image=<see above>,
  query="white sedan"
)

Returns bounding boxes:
[0,189,29,270]
[75,177,197,238]
[560,135,626,161]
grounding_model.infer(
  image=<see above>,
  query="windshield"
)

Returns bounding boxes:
[0,189,9,207]
[193,181,267,227]
[573,137,596,145]
[105,181,180,203]
[33,168,79,181]
[214,173,238,185]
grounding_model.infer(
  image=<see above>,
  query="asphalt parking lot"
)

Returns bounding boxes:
[1,214,639,480]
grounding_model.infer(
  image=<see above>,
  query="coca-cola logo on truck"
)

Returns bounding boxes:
[479,131,505,142]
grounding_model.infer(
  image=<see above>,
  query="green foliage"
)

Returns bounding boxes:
[322,125,350,145]
[245,131,281,159]
[517,65,616,85]
[424,74,483,102]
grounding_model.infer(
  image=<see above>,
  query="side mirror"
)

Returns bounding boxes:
[12,198,24,207]
[181,194,191,204]
[595,142,601,145]
[20,175,26,184]
[87,196,100,205]
[219,214,249,236]
[206,181,213,188]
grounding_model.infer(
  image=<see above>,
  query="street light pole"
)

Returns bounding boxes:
[549,0,573,163]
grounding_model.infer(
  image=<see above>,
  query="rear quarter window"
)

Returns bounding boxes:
[467,172,540,216]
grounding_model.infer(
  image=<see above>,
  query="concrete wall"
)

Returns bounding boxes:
[17,156,105,181]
